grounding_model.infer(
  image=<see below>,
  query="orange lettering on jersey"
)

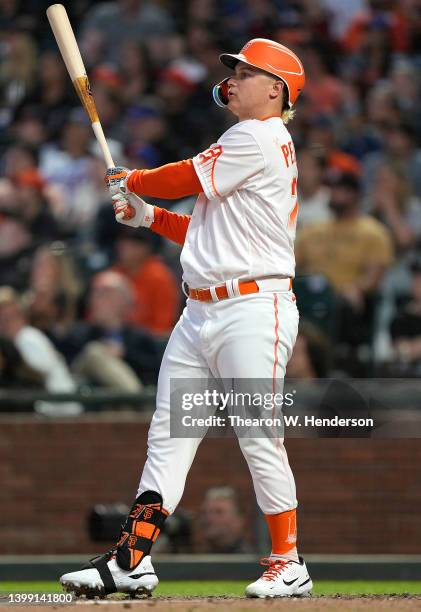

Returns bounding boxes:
[288,200,299,229]
[197,144,223,197]
[288,141,296,165]
[281,144,290,167]
[281,141,296,168]
[197,144,223,165]
[288,176,299,231]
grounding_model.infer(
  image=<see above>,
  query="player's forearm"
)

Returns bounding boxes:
[127,159,203,199]
[150,207,191,245]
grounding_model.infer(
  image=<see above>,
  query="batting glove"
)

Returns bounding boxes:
[112,193,154,228]
[105,166,132,196]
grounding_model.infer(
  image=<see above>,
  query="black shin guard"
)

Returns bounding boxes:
[116,491,168,570]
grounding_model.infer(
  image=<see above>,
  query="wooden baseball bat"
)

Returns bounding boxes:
[46,3,115,169]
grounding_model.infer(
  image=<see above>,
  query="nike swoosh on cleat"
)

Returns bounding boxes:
[283,577,298,586]
[128,572,156,579]
[298,577,311,587]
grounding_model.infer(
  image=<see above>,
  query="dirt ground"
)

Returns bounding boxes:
[2,596,421,612]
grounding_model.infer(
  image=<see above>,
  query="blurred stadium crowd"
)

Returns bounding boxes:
[1,0,421,410]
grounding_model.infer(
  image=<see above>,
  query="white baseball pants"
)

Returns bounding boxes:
[138,289,299,515]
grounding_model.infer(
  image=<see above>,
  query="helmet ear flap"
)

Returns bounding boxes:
[212,77,230,107]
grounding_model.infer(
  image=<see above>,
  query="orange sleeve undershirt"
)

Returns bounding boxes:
[126,159,202,199]
[150,207,191,246]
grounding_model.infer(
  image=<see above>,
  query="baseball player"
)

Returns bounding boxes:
[61,38,312,599]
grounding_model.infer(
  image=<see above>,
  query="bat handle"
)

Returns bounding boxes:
[92,120,115,169]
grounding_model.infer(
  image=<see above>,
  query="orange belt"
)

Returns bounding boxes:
[188,278,292,302]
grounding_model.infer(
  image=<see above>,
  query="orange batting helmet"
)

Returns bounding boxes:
[213,38,305,109]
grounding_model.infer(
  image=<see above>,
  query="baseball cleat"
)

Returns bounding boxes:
[60,552,158,598]
[61,490,167,599]
[245,556,312,598]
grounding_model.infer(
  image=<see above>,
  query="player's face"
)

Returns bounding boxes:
[226,62,282,120]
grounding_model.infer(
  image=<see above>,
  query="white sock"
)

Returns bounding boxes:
[270,546,299,563]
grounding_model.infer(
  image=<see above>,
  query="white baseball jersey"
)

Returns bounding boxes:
[181,117,298,288]
[138,119,300,519]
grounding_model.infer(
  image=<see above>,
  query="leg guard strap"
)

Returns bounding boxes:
[89,554,117,594]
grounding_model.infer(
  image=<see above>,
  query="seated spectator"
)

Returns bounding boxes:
[305,115,361,177]
[0,287,81,415]
[369,163,421,252]
[303,47,345,115]
[363,120,421,200]
[111,227,179,336]
[88,83,125,143]
[123,100,174,165]
[14,169,59,245]
[198,486,251,554]
[79,0,175,65]
[286,320,331,379]
[17,50,76,141]
[0,28,37,113]
[390,58,418,115]
[390,256,421,374]
[296,171,394,296]
[155,60,209,159]
[296,171,394,357]
[39,110,97,232]
[297,148,331,229]
[10,105,48,148]
[0,181,33,290]
[25,243,82,337]
[118,41,151,105]
[342,3,411,59]
[60,271,160,388]
[3,142,39,181]
[341,99,383,162]
[319,0,367,43]
[365,82,401,135]
[342,8,393,87]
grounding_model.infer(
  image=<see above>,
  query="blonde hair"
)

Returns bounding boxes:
[280,85,295,124]
[282,108,295,124]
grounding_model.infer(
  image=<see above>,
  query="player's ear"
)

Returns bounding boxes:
[269,79,284,100]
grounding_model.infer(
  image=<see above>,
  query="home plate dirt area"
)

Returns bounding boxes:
[4,595,421,612]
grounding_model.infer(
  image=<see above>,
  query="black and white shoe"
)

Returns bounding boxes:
[245,556,312,598]
[60,552,158,598]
